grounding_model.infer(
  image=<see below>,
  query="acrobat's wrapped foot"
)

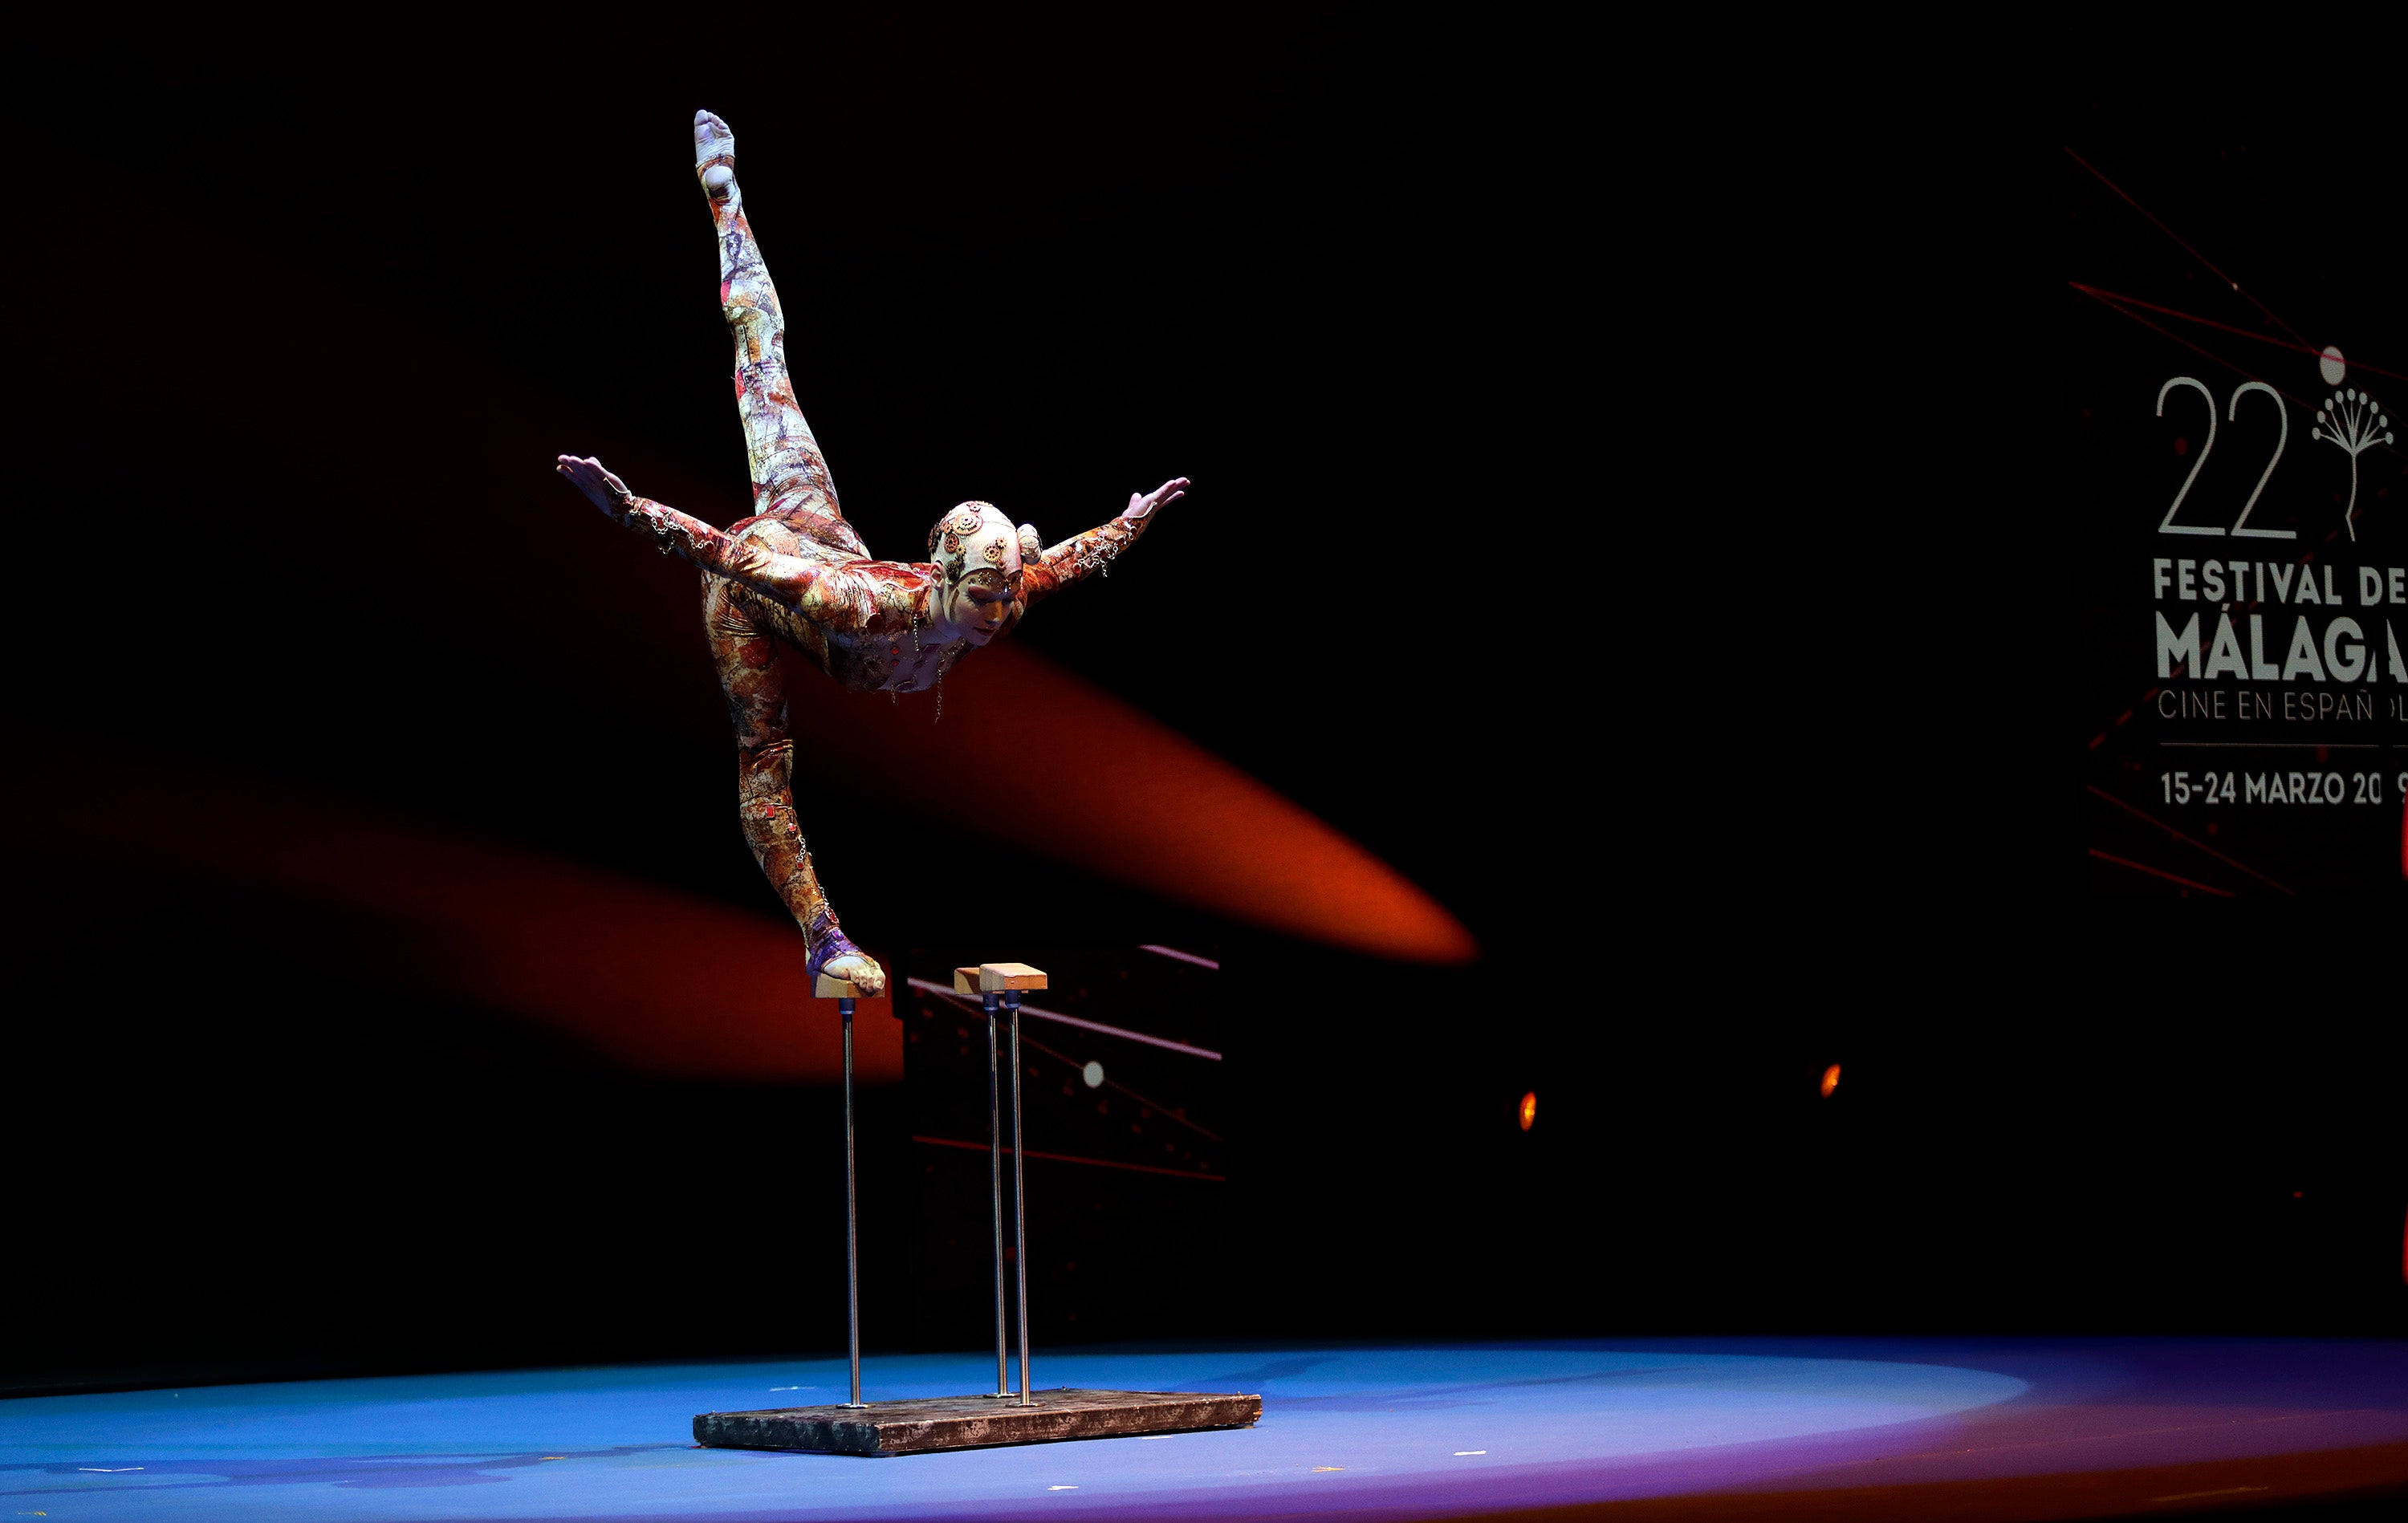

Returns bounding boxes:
[694,110,736,199]
[816,954,886,998]
[807,912,886,997]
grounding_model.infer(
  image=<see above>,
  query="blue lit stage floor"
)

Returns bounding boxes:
[9,1339,2408,1521]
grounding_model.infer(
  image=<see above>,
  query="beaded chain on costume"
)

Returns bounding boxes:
[562,112,1165,984]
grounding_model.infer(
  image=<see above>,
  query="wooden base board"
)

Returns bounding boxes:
[693,1388,1259,1456]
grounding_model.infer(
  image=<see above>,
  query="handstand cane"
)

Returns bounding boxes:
[686,959,1260,1455]
[984,986,1012,1399]
[957,963,1047,1403]
[816,967,884,1409]
[1006,986,1032,1406]
[840,991,866,1409]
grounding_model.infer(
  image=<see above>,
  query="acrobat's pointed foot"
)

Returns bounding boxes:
[695,110,736,199]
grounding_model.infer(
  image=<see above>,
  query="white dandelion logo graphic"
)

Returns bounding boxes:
[2312,387,2392,541]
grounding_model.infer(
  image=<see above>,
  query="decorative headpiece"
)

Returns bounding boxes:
[928,501,1023,588]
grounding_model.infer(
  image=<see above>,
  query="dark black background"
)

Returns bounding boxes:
[1,20,2401,1397]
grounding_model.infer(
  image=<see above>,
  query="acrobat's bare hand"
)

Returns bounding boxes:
[556,455,634,519]
[1123,477,1189,522]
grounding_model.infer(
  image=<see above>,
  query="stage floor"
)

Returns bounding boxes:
[7,1338,2408,1520]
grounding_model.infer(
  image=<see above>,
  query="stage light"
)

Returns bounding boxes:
[787,644,1476,963]
[6,746,905,1084]
[1083,1061,1104,1089]
[1820,1063,1841,1098]
[1518,1091,1536,1131]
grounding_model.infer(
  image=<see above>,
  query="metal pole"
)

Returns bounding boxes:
[840,996,867,1409]
[1007,993,1033,1406]
[984,989,1011,1397]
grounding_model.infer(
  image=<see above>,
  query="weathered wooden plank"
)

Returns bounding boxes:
[694,1388,1259,1455]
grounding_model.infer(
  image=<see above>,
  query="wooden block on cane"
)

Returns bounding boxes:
[695,1388,1259,1456]
[950,961,1049,995]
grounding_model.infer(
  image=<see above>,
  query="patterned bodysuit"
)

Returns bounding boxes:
[597,117,1155,981]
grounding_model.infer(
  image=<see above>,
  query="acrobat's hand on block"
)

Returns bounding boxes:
[816,962,889,1001]
[952,962,1048,995]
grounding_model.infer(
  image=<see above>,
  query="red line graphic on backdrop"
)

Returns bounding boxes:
[2062,146,2313,346]
[2086,849,2236,897]
[912,1134,1222,1183]
[2085,785,2296,896]
[2068,284,2408,388]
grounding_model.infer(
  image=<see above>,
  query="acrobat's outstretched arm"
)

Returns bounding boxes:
[556,456,874,624]
[1019,477,1189,608]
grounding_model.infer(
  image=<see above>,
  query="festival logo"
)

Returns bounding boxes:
[2069,152,2408,892]
[2312,384,2391,538]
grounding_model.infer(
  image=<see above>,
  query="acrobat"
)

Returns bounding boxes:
[558,111,1186,997]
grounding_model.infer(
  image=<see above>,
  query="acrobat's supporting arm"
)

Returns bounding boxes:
[706,598,878,990]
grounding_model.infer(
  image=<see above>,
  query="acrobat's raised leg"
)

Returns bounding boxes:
[706,586,883,993]
[694,112,864,555]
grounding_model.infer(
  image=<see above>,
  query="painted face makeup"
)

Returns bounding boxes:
[925,503,1027,640]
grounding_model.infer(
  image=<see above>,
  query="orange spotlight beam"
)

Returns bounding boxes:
[785,644,1476,965]
[5,746,897,1084]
